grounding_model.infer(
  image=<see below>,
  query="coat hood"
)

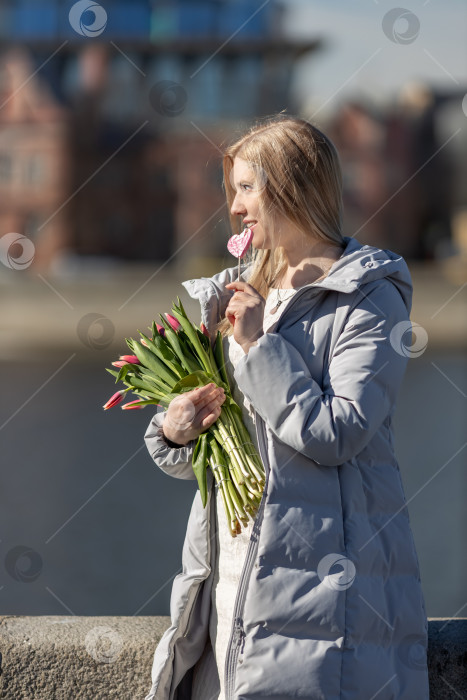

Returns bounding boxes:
[319,235,413,314]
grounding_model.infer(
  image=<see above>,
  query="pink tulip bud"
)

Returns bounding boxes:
[156,323,165,337]
[103,390,126,410]
[122,401,162,410]
[165,314,181,332]
[119,355,140,364]
[141,338,149,347]
[200,323,209,337]
[111,360,127,368]
[121,400,145,410]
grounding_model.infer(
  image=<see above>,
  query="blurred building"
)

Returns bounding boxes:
[0,48,73,270]
[326,84,467,262]
[0,0,321,274]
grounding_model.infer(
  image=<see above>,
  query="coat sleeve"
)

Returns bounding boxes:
[233,282,410,467]
[144,408,197,480]
[181,261,252,339]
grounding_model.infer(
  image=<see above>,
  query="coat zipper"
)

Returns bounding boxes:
[224,414,271,700]
[223,284,327,699]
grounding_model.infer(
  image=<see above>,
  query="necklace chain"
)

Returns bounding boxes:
[275,287,296,305]
[270,287,297,314]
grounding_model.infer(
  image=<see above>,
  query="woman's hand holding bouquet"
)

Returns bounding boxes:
[163,383,226,446]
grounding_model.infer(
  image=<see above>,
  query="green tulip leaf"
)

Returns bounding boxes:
[170,370,214,394]
[116,363,133,383]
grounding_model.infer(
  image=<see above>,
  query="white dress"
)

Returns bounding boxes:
[192,287,299,700]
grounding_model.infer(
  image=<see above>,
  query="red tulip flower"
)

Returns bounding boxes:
[200,323,209,337]
[122,400,162,410]
[165,314,181,332]
[156,323,165,337]
[112,354,141,368]
[121,400,145,410]
[119,355,140,364]
[103,390,126,410]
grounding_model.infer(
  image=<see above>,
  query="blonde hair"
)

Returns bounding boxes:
[214,114,345,337]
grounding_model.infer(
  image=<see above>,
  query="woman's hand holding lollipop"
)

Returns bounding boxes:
[225,226,264,353]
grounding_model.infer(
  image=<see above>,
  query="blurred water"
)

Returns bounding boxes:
[0,349,465,618]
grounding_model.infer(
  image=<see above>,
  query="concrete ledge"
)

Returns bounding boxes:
[0,616,465,699]
[0,615,168,699]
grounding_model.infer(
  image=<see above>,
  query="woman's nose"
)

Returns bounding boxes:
[231,194,246,217]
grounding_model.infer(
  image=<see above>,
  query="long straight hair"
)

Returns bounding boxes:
[214,114,345,337]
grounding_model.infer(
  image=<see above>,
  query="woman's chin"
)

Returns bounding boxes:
[251,232,266,249]
[252,237,269,250]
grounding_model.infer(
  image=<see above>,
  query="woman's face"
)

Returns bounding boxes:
[230,157,273,250]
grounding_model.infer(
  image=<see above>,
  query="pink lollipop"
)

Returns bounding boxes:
[227,227,254,280]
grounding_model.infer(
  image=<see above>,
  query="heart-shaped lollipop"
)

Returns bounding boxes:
[227,227,254,258]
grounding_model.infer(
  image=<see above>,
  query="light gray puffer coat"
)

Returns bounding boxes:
[143,235,430,700]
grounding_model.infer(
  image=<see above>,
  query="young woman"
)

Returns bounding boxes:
[143,116,429,700]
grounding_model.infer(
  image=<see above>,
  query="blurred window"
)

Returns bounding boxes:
[100,54,144,123]
[216,0,267,38]
[106,1,151,38]
[24,211,42,240]
[0,153,13,183]
[187,55,221,118]
[23,154,45,186]
[61,54,80,99]
[12,0,58,39]
[219,55,260,118]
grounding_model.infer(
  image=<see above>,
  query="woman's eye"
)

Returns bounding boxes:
[241,183,252,191]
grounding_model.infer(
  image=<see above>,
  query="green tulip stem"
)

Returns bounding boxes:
[210,421,243,483]
[225,403,265,480]
[209,454,234,525]
[222,403,264,482]
[214,421,248,484]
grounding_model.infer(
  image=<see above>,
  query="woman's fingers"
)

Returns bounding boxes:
[195,387,225,427]
[190,383,220,400]
[198,389,224,417]
[190,383,225,408]
[200,402,223,429]
[166,383,225,437]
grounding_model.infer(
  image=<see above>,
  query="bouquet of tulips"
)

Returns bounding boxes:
[103,297,265,537]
